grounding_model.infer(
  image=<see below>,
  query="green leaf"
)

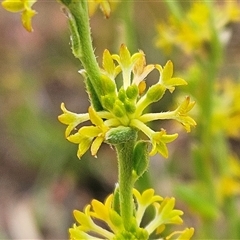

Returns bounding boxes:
[65,9,82,59]
[175,184,219,219]
[59,0,72,6]
[132,141,149,180]
[85,75,103,111]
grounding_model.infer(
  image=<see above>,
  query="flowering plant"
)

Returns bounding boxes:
[155,1,240,239]
[2,0,196,239]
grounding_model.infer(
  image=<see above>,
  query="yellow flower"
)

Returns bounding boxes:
[59,45,196,159]
[69,188,194,240]
[149,129,178,157]
[101,49,121,81]
[88,0,120,18]
[156,1,240,55]
[145,198,183,235]
[156,61,187,93]
[171,96,196,132]
[166,228,195,240]
[216,155,240,204]
[139,96,196,134]
[211,79,240,138]
[58,103,90,137]
[133,188,163,226]
[112,44,145,89]
[1,0,37,32]
[156,3,211,55]
[217,1,240,27]
[67,106,110,158]
[132,51,155,88]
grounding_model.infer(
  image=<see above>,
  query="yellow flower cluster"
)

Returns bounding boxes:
[59,104,111,158]
[217,155,240,203]
[1,0,118,31]
[59,45,196,158]
[69,188,194,240]
[212,80,240,138]
[156,1,240,55]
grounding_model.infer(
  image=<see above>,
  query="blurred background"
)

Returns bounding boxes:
[1,1,240,239]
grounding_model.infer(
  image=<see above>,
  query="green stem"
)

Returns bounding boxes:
[120,0,137,52]
[62,0,103,110]
[115,131,137,230]
[164,0,183,21]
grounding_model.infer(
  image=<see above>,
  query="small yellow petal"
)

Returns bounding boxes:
[91,199,109,221]
[161,60,173,83]
[89,106,104,126]
[73,209,91,227]
[178,228,195,240]
[134,188,163,207]
[77,139,92,159]
[79,126,101,138]
[166,227,195,240]
[119,44,131,68]
[2,0,24,12]
[21,9,36,32]
[138,80,146,95]
[99,0,111,18]
[91,136,104,157]
[102,49,116,77]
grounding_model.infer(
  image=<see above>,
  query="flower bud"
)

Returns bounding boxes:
[126,84,139,100]
[101,94,116,111]
[112,100,126,118]
[118,87,126,102]
[124,100,136,114]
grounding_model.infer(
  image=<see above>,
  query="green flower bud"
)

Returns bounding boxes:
[112,100,126,118]
[126,84,139,100]
[132,141,149,181]
[101,94,116,111]
[105,126,136,144]
[118,87,126,102]
[124,100,136,114]
[146,84,166,102]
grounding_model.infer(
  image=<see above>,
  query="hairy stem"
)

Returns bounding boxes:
[115,130,137,230]
[62,0,103,110]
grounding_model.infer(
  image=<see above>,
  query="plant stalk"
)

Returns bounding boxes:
[115,131,137,230]
[63,0,103,110]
